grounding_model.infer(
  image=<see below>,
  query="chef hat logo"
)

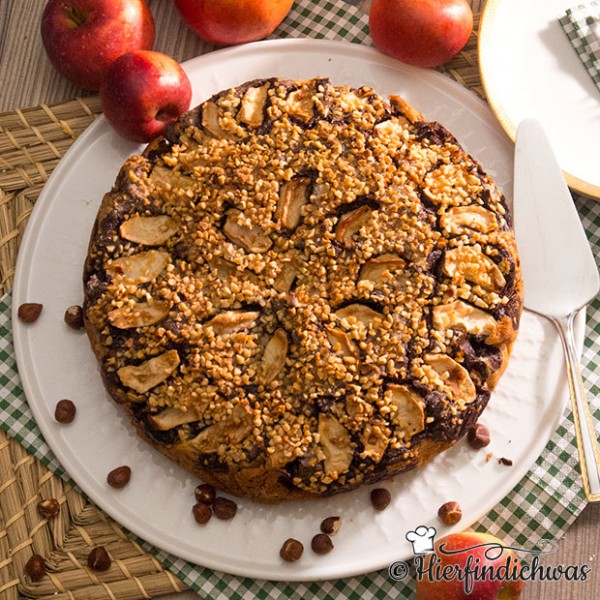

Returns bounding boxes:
[405,526,437,554]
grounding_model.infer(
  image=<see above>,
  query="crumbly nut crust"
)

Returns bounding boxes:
[83,78,523,503]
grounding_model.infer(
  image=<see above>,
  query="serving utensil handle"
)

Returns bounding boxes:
[553,311,600,502]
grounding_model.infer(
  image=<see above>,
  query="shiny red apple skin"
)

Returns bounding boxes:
[41,0,155,91]
[369,0,473,68]
[415,531,525,600]
[100,50,192,143]
[173,0,294,46]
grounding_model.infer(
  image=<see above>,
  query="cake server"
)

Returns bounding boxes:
[514,118,600,501]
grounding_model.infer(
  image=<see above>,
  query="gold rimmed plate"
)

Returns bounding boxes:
[479,0,600,199]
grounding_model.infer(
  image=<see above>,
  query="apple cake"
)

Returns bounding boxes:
[83,77,523,503]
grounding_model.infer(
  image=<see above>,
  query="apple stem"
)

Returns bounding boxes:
[65,5,89,28]
[156,106,179,123]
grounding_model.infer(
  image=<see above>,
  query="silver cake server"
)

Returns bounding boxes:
[514,118,600,501]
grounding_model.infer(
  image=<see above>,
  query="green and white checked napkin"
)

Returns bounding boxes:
[560,1,600,92]
[1,0,600,597]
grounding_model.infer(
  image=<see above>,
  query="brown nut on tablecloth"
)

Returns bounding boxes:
[192,502,212,525]
[467,423,491,449]
[311,533,334,555]
[37,498,60,518]
[24,554,46,581]
[320,516,342,535]
[106,466,131,488]
[438,501,463,525]
[370,488,391,511]
[280,538,304,562]
[54,399,76,423]
[87,546,111,571]
[194,483,216,505]
[213,497,237,520]
[64,305,85,329]
[18,303,43,323]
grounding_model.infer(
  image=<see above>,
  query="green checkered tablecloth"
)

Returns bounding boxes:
[275,0,370,43]
[560,1,600,92]
[1,0,600,597]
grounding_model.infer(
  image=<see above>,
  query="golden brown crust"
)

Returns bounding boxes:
[83,78,523,503]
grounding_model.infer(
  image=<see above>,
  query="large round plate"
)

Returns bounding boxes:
[13,39,571,581]
[479,0,600,199]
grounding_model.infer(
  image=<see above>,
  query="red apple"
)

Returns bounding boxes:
[173,0,294,46]
[41,0,155,91]
[415,531,525,599]
[369,0,473,68]
[100,50,192,143]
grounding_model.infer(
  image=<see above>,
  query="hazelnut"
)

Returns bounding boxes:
[370,488,391,511]
[64,305,84,329]
[194,483,216,505]
[54,399,76,423]
[36,498,60,519]
[192,502,212,525]
[438,501,462,525]
[311,533,334,555]
[320,516,342,535]
[280,538,303,562]
[467,423,491,449]
[24,554,46,581]
[213,497,237,520]
[87,546,111,571]
[106,466,131,489]
[18,303,43,323]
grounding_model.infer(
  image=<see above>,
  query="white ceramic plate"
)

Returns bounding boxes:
[479,0,600,199]
[13,39,572,581]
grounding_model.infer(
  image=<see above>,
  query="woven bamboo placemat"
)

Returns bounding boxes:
[0,17,491,600]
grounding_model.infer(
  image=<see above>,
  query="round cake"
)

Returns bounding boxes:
[83,77,523,503]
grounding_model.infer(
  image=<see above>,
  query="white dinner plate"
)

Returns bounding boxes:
[12,39,574,581]
[479,0,600,199]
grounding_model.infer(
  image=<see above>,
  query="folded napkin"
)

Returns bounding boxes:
[560,1,600,92]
